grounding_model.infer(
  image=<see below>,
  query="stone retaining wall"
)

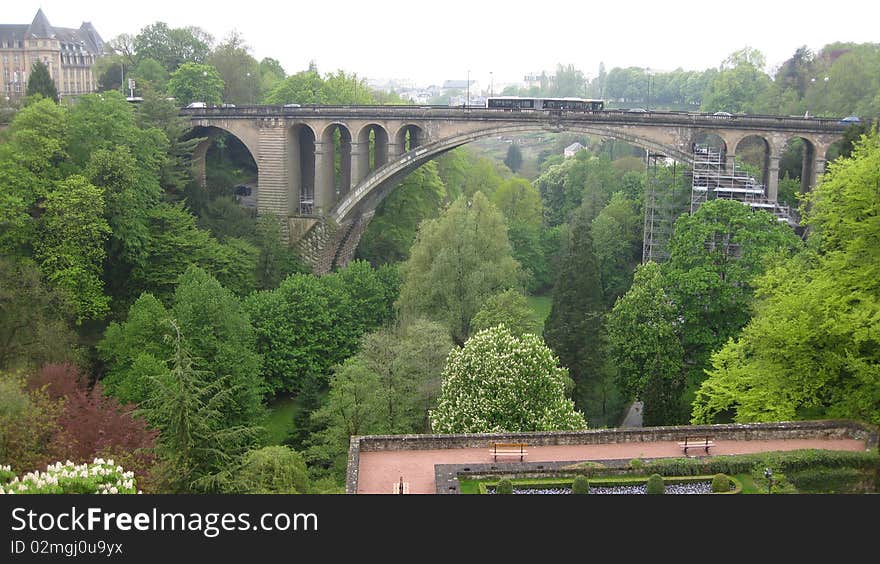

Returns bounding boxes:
[346,419,878,493]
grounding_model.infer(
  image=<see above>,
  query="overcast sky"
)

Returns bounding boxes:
[10,1,878,88]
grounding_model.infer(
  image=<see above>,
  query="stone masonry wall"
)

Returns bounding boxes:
[345,419,878,493]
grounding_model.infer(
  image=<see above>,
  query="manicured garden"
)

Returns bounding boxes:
[457,449,879,494]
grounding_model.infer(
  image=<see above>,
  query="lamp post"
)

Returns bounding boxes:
[763,468,773,494]
[466,69,470,108]
[490,71,493,97]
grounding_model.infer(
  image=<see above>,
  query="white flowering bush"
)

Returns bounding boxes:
[430,325,588,433]
[0,459,139,494]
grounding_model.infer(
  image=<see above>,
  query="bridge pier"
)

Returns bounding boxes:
[314,141,335,215]
[765,155,781,202]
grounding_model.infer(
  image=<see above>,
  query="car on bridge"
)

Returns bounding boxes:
[713,111,733,117]
[838,115,861,125]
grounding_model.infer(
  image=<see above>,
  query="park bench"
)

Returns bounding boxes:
[489,442,529,462]
[678,436,715,455]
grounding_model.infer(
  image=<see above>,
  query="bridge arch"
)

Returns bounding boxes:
[319,122,353,203]
[332,122,694,223]
[290,123,318,215]
[734,135,771,184]
[189,125,259,199]
[395,124,423,152]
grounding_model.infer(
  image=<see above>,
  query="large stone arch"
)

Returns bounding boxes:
[354,123,390,180]
[290,123,318,214]
[332,122,695,223]
[318,122,353,206]
[189,124,260,190]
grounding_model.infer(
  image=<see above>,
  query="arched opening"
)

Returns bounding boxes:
[359,124,389,173]
[186,126,258,215]
[733,135,770,185]
[322,123,352,200]
[691,132,727,159]
[292,124,316,215]
[779,136,816,206]
[396,124,423,152]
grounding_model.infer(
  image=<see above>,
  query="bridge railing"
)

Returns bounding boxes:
[181,105,847,133]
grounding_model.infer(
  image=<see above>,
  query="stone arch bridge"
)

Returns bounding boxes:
[182,105,846,273]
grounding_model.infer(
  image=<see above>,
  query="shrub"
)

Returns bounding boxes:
[0,459,138,494]
[495,479,513,494]
[646,473,665,494]
[630,458,644,470]
[711,473,730,493]
[572,475,590,494]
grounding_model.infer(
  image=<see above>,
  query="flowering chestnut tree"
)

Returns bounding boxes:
[430,325,587,433]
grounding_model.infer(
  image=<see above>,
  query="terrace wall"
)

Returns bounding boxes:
[346,419,878,493]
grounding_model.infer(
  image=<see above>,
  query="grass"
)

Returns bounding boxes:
[263,395,305,446]
[526,295,553,333]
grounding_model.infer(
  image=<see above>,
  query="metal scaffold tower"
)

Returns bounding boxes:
[690,144,798,227]
[642,152,683,263]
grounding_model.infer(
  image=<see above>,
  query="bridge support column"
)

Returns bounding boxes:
[257,123,292,217]
[387,142,403,160]
[350,141,370,190]
[725,153,737,173]
[314,141,335,215]
[765,155,781,202]
[809,157,827,192]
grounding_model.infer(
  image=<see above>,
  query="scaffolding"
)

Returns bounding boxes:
[690,144,798,227]
[642,145,800,264]
[642,152,684,263]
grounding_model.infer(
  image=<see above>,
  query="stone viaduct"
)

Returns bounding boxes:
[181,105,847,273]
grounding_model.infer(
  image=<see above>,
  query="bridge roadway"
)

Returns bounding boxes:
[182,105,847,272]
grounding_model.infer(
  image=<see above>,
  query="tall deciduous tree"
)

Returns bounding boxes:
[692,131,880,425]
[396,192,521,344]
[430,325,586,433]
[471,289,542,337]
[307,319,452,480]
[167,63,225,106]
[606,262,685,425]
[34,175,111,323]
[664,198,802,394]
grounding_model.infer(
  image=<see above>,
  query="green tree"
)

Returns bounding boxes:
[504,143,523,173]
[471,289,542,337]
[356,162,447,265]
[491,177,542,229]
[430,325,587,433]
[167,62,225,106]
[701,48,773,113]
[543,201,605,409]
[133,22,213,73]
[26,61,59,103]
[229,446,310,494]
[100,266,265,429]
[307,318,452,480]
[0,258,77,371]
[606,262,685,425]
[138,320,259,493]
[34,175,111,323]
[245,273,358,394]
[692,132,880,425]
[664,199,802,396]
[207,31,261,105]
[592,192,643,307]
[396,192,521,344]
